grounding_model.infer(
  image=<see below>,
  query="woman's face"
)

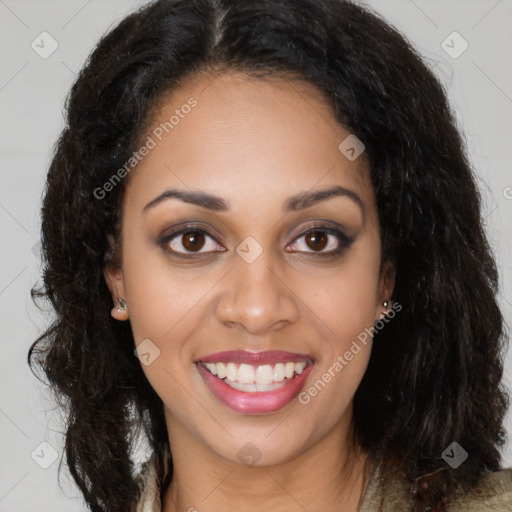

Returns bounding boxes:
[105,71,394,467]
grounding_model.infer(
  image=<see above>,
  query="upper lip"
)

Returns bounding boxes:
[197,350,314,365]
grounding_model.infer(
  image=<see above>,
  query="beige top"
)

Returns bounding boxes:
[134,451,512,511]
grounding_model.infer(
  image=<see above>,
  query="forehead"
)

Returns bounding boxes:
[124,71,374,217]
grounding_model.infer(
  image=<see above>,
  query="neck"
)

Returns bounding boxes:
[162,411,373,512]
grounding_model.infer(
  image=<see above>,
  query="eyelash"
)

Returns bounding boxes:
[158,222,354,259]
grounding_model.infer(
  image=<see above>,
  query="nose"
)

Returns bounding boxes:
[215,250,300,336]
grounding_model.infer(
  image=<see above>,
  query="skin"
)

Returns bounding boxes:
[105,71,395,512]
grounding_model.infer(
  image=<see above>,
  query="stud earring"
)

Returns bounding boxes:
[377,300,392,321]
[117,297,127,313]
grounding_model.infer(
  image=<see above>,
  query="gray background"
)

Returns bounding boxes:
[1,0,511,510]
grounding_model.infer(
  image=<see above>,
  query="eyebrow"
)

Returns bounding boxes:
[142,185,365,219]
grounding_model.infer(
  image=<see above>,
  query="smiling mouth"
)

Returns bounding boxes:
[199,360,311,392]
[195,349,315,413]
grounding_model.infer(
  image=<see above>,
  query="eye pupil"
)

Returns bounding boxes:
[182,231,205,251]
[306,231,328,251]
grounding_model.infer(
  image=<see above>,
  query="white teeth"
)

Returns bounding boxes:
[295,361,306,374]
[202,360,309,385]
[273,363,285,382]
[238,363,255,384]
[224,381,287,392]
[205,362,217,375]
[226,362,237,381]
[255,364,274,385]
[216,362,226,379]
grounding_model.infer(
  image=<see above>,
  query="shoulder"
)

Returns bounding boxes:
[360,463,512,512]
[447,467,512,512]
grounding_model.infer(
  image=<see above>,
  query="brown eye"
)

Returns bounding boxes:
[288,225,353,256]
[304,230,328,252]
[181,231,206,252]
[162,226,223,256]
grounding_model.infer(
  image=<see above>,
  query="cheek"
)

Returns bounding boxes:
[121,244,210,342]
[292,242,380,413]
[298,247,381,345]
[297,263,379,417]
[119,248,219,402]
[122,252,208,407]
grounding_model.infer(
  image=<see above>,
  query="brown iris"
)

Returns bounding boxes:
[305,230,328,251]
[182,231,206,252]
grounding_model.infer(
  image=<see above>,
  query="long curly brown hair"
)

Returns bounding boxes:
[28,0,509,511]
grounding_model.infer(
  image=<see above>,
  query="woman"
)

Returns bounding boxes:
[29,0,511,511]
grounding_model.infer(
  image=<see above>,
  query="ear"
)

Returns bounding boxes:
[376,260,396,321]
[104,235,129,321]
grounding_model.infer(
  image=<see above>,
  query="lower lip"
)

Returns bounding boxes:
[197,363,314,414]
